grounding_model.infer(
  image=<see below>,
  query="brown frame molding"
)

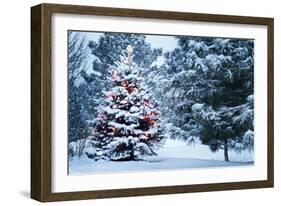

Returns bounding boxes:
[31,3,274,202]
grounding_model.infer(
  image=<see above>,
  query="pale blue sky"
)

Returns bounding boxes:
[145,34,178,52]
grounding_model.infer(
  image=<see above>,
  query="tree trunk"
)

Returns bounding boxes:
[224,140,229,162]
[129,143,135,161]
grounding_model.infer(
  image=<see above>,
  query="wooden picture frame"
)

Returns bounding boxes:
[31,3,274,202]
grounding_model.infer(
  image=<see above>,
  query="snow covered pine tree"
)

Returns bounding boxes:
[152,37,254,161]
[185,38,254,162]
[88,45,164,161]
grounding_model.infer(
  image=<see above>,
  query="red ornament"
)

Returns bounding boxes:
[121,81,129,87]
[143,114,150,121]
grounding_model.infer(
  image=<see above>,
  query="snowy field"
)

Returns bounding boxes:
[69,139,254,175]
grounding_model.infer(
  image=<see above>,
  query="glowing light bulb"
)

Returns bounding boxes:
[126,45,133,54]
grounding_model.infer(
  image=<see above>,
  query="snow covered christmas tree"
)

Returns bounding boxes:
[89,45,164,161]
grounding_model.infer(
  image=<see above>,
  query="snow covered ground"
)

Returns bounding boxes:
[69,139,254,175]
[158,139,254,162]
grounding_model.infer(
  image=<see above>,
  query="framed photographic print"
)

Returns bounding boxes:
[31,3,274,202]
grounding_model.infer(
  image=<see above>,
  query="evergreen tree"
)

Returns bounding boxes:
[151,37,254,161]
[88,46,165,161]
